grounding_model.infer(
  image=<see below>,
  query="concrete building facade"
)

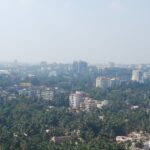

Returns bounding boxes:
[131,70,144,83]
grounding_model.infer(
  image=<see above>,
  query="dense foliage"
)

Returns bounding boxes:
[0,66,150,149]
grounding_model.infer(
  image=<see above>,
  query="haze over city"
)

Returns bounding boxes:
[0,0,150,64]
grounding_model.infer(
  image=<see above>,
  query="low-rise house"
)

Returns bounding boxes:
[99,115,104,121]
[20,82,32,88]
[128,131,148,142]
[45,129,50,133]
[116,136,132,143]
[51,136,72,143]
[116,131,150,148]
[131,106,139,110]
[96,100,109,109]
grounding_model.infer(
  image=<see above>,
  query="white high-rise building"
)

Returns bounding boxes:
[131,70,144,83]
[69,91,85,109]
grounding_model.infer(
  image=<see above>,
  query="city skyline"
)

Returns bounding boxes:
[0,0,150,64]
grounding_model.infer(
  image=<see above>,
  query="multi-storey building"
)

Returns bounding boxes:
[131,70,144,83]
[110,78,120,87]
[143,72,150,80]
[69,91,85,109]
[96,77,111,89]
[72,61,88,73]
[41,88,54,101]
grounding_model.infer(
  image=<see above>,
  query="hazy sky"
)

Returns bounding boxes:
[0,0,150,64]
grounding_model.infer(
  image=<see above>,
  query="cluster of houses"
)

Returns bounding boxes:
[116,131,150,150]
[69,91,109,111]
[0,83,54,101]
